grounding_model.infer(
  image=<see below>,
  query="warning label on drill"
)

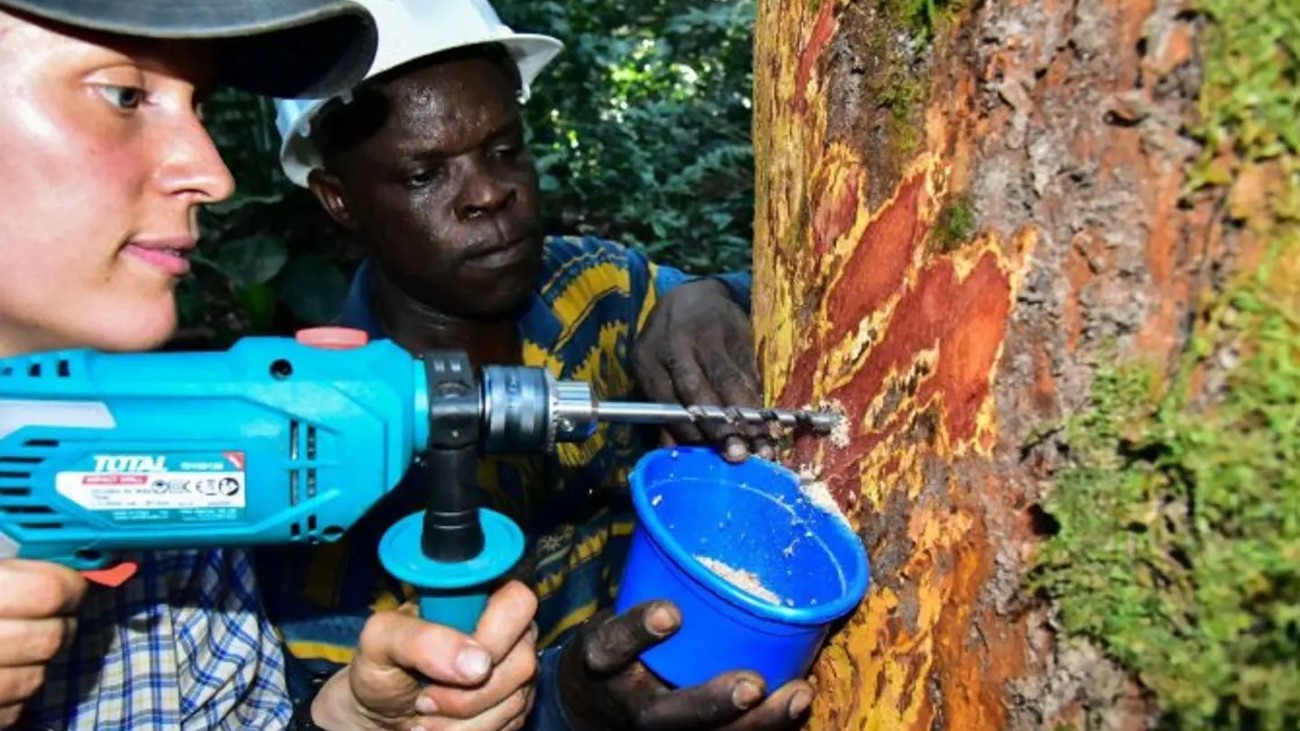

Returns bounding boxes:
[56,452,247,524]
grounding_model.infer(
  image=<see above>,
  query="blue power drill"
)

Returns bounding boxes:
[0,328,838,631]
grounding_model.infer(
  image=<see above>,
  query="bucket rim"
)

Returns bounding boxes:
[628,446,870,627]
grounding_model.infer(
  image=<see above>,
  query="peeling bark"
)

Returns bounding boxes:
[751,0,1224,728]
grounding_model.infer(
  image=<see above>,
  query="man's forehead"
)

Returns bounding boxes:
[374,61,517,140]
[382,56,513,105]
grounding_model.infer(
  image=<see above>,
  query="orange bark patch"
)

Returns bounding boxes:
[1032,342,1058,416]
[1063,232,1097,353]
[813,160,865,256]
[933,505,1010,730]
[1136,145,1190,355]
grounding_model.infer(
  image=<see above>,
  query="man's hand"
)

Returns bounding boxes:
[633,279,773,462]
[312,580,539,731]
[557,601,812,731]
[0,559,86,728]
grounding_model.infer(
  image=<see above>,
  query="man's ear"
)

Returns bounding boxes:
[307,169,358,231]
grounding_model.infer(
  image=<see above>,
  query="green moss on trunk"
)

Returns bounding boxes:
[1031,0,1300,727]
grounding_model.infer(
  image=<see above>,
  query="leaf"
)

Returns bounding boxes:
[205,192,286,217]
[275,254,350,324]
[212,235,288,288]
[235,283,277,334]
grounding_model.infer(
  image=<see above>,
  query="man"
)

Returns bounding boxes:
[0,3,539,730]
[265,1,812,728]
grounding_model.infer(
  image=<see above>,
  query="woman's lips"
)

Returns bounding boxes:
[123,241,192,276]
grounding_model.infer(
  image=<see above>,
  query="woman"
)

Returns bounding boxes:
[0,3,538,730]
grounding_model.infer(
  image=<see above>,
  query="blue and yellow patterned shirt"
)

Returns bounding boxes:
[255,235,750,699]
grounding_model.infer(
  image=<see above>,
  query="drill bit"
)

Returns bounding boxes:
[594,400,840,435]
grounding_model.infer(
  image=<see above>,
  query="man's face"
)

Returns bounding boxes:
[318,55,543,319]
[0,10,233,354]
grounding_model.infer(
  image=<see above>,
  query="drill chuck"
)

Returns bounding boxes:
[479,365,597,454]
[477,365,840,453]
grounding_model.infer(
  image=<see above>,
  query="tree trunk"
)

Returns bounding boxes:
[751,0,1297,728]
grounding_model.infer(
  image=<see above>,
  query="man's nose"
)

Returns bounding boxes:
[454,161,516,222]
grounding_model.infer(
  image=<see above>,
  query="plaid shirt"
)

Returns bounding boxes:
[25,548,291,730]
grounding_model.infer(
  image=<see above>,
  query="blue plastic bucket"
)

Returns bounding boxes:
[614,447,870,689]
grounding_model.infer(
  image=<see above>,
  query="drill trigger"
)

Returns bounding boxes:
[81,562,139,587]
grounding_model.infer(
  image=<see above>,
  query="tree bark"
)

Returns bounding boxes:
[749,0,1289,728]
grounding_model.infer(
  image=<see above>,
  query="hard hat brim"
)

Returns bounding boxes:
[500,33,565,91]
[0,0,378,98]
[278,30,564,188]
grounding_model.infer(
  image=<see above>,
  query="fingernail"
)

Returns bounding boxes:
[456,646,491,680]
[725,440,748,462]
[415,696,438,715]
[528,621,539,644]
[646,604,678,636]
[789,689,813,717]
[411,726,429,731]
[732,680,762,709]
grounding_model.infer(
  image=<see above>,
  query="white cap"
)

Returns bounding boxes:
[273,0,563,187]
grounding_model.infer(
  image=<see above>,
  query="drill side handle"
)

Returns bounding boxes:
[378,350,524,633]
[420,447,484,562]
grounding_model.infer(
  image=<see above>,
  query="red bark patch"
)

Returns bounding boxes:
[830,252,1012,455]
[825,172,929,345]
[795,0,838,113]
[782,350,819,421]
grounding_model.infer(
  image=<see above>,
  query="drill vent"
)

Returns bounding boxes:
[286,420,321,542]
[0,354,75,379]
[0,440,61,529]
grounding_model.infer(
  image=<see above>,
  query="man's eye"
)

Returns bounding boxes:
[403,170,436,189]
[492,144,522,159]
[97,85,146,110]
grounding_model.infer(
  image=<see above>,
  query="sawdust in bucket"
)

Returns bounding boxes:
[693,555,783,605]
[795,464,851,529]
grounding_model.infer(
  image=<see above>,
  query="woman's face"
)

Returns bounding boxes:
[0,10,234,355]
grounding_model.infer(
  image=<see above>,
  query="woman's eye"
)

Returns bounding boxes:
[97,85,146,110]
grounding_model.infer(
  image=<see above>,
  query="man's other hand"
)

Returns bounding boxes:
[633,279,773,462]
[557,600,812,731]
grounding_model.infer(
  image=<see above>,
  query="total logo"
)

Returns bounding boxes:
[93,455,167,472]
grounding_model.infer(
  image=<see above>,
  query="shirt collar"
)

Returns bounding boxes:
[337,259,386,338]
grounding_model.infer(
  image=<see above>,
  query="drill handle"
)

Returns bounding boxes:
[420,447,484,562]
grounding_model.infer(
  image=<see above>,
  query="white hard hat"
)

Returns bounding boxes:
[273,0,563,188]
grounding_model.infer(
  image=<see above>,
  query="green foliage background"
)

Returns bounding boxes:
[179,0,756,347]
